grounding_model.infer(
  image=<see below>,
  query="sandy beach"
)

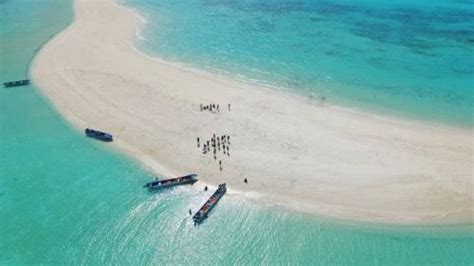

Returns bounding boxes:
[31,0,473,224]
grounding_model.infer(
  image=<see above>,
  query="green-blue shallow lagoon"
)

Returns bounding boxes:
[1,0,473,264]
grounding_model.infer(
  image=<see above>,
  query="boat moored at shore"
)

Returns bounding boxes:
[193,183,226,225]
[144,174,198,191]
[84,128,113,142]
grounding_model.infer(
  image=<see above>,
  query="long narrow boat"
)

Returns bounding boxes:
[193,183,226,225]
[3,79,30,88]
[143,174,198,191]
[84,128,113,142]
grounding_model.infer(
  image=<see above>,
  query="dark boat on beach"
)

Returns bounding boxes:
[144,174,198,191]
[193,183,226,225]
[3,79,30,88]
[85,128,113,142]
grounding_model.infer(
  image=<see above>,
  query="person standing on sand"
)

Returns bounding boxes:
[228,103,231,111]
[197,137,200,147]
[219,160,222,171]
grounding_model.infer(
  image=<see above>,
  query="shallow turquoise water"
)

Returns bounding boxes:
[1,0,473,264]
[126,0,474,125]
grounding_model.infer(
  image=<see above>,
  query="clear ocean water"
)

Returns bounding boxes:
[126,0,474,126]
[1,0,473,264]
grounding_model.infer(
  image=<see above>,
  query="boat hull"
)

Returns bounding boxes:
[3,79,30,88]
[193,183,226,225]
[85,128,113,142]
[144,174,198,191]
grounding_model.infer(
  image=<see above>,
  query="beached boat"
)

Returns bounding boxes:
[143,174,198,191]
[193,183,226,225]
[3,79,30,88]
[84,128,113,142]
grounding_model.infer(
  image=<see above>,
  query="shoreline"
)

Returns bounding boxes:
[125,2,474,129]
[31,0,473,225]
[126,9,473,131]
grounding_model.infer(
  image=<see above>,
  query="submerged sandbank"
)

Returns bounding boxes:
[31,0,473,224]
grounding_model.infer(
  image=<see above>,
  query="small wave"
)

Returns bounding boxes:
[135,28,146,41]
[135,13,148,25]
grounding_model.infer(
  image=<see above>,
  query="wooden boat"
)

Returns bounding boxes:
[84,128,113,142]
[193,183,226,225]
[3,79,30,88]
[143,174,198,191]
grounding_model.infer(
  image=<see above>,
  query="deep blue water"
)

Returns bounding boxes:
[126,0,474,125]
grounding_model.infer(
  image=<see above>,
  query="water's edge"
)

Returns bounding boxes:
[123,0,474,127]
[1,0,473,264]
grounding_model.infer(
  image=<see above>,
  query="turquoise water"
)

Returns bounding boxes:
[1,0,474,264]
[126,0,474,125]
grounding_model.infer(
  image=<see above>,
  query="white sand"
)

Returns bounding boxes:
[31,0,473,224]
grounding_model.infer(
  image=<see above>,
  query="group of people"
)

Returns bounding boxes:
[197,134,231,171]
[199,103,231,113]
[194,102,249,184]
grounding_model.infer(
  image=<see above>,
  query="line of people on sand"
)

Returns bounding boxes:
[199,103,231,113]
[197,133,230,171]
